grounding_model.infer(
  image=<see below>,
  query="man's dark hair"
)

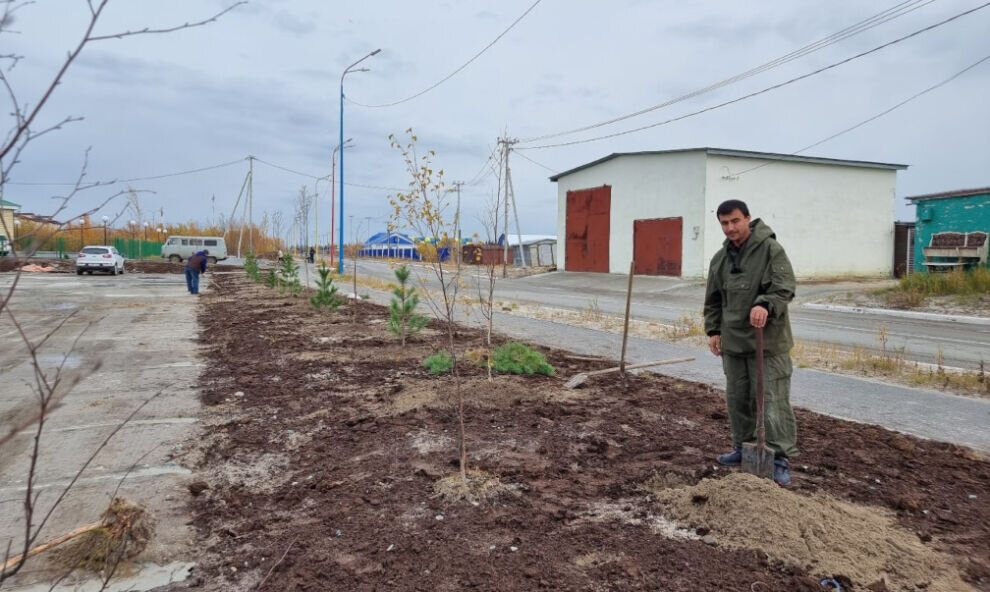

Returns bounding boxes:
[716,199,749,218]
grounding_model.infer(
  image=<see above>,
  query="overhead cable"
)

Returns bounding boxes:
[513,150,557,173]
[734,53,990,177]
[346,0,542,108]
[518,0,937,144]
[251,156,406,191]
[6,158,247,186]
[517,2,990,150]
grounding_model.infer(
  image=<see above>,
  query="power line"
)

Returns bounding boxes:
[251,156,406,191]
[6,157,247,186]
[517,2,990,150]
[733,53,990,177]
[518,0,936,144]
[514,150,557,173]
[346,0,542,108]
[466,144,501,186]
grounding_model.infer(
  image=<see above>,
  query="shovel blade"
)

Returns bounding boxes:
[563,373,588,389]
[741,442,775,480]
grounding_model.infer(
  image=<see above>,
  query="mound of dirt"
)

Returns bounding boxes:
[654,473,968,591]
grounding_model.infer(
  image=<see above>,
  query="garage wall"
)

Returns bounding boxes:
[556,152,707,275]
[704,154,897,278]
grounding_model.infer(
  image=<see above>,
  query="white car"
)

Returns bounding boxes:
[76,245,125,275]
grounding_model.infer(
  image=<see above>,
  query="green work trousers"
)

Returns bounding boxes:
[721,352,799,458]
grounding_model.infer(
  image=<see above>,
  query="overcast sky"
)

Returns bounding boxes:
[3,0,989,243]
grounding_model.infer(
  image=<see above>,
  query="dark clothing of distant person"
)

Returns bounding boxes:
[185,250,208,294]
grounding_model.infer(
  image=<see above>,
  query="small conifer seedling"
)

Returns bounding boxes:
[388,265,429,345]
[310,264,343,310]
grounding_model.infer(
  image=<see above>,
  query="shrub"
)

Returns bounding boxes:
[388,265,429,345]
[490,342,554,376]
[310,264,343,310]
[423,351,453,375]
[264,269,277,288]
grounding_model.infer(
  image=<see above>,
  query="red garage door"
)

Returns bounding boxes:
[634,217,682,276]
[566,186,610,272]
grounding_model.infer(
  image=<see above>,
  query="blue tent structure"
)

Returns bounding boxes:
[359,231,468,261]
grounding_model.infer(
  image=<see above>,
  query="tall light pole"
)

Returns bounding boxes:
[338,48,380,274]
[330,137,352,269]
[102,215,109,245]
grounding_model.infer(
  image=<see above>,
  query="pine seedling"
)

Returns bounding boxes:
[388,264,429,345]
[278,252,302,295]
[310,264,343,310]
[244,252,260,282]
[264,269,277,289]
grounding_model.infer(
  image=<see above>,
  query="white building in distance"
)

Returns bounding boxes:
[550,148,907,279]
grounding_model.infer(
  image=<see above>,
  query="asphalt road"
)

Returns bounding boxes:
[343,259,990,369]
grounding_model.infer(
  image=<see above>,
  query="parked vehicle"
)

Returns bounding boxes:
[76,245,125,275]
[161,236,227,264]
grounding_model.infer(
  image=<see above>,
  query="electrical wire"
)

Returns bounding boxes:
[513,150,557,173]
[6,157,247,186]
[346,0,542,108]
[466,144,501,186]
[733,53,990,177]
[251,156,406,191]
[517,2,990,150]
[518,0,936,144]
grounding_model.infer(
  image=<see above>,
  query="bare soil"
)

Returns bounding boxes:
[175,275,989,591]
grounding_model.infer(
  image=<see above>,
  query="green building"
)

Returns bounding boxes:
[906,187,989,272]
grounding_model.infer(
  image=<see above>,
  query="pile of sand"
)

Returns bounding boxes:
[653,473,968,592]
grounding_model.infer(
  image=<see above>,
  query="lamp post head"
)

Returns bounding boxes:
[101,215,108,222]
[370,49,381,56]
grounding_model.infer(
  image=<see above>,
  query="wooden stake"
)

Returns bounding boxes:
[619,261,635,377]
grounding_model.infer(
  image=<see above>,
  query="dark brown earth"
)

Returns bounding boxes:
[176,274,990,591]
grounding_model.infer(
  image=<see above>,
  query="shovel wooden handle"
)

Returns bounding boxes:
[584,356,695,377]
[755,326,766,449]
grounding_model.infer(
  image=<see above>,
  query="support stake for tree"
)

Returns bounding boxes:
[619,260,635,384]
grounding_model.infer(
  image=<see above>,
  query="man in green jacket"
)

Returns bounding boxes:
[704,199,798,486]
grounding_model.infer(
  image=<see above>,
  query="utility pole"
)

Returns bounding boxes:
[497,137,518,277]
[247,156,255,254]
[506,160,526,268]
[452,180,464,266]
[313,184,319,259]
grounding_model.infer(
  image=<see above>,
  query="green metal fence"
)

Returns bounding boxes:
[114,238,163,259]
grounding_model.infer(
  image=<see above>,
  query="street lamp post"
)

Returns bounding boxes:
[338,48,380,274]
[329,137,352,269]
[102,215,109,245]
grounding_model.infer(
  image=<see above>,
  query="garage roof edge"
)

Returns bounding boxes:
[548,147,908,181]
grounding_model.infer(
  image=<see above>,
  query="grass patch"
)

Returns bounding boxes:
[792,331,989,398]
[883,268,990,308]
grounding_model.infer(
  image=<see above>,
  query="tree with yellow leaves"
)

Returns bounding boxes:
[387,129,470,481]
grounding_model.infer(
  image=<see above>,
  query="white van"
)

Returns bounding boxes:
[161,236,228,263]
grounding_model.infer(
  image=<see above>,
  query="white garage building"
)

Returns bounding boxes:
[550,148,907,279]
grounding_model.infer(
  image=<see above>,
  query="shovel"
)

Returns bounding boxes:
[563,356,694,389]
[741,326,774,480]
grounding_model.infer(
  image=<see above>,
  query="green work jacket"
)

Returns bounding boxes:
[703,219,795,356]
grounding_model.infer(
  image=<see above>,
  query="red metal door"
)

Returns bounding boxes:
[566,186,610,272]
[633,217,682,276]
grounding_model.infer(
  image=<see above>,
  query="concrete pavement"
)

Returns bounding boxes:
[0,273,200,590]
